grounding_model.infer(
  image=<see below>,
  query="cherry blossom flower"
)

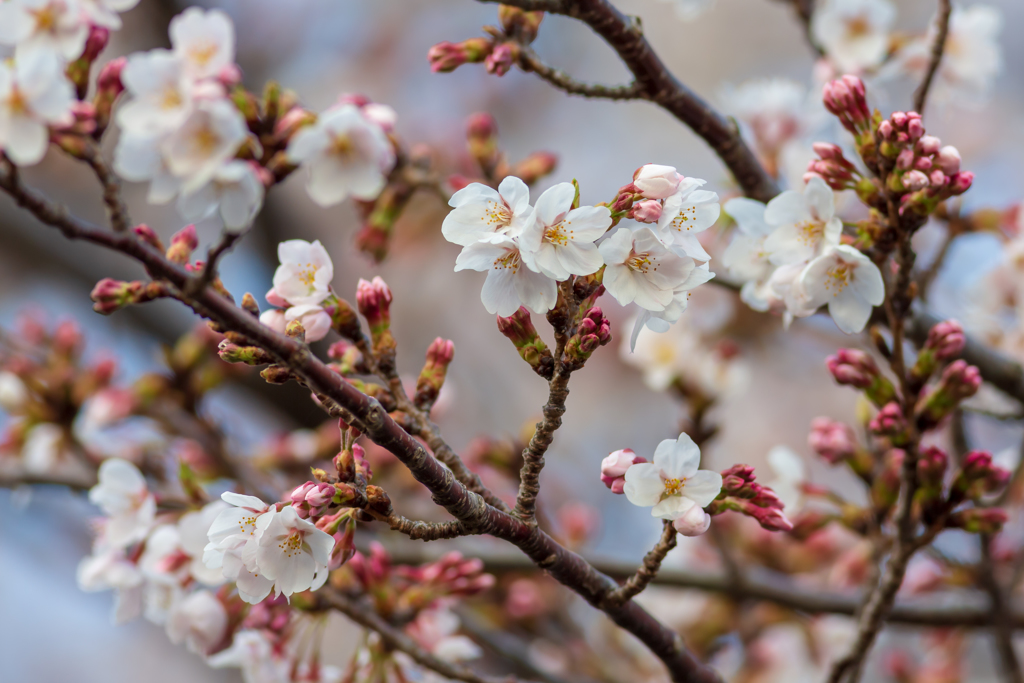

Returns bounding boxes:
[284,304,332,342]
[77,544,145,623]
[177,501,231,586]
[169,7,235,81]
[889,5,1002,102]
[208,629,290,682]
[166,590,228,656]
[117,50,197,134]
[442,175,532,246]
[454,235,557,316]
[0,50,75,166]
[763,176,842,266]
[203,491,275,604]
[629,262,715,349]
[623,432,723,521]
[162,98,248,193]
[519,182,609,280]
[406,604,482,663]
[633,164,682,200]
[653,178,721,260]
[253,504,335,600]
[765,446,807,514]
[259,309,287,334]
[287,103,395,207]
[88,458,156,548]
[113,131,184,204]
[0,0,91,60]
[811,0,896,73]
[177,160,265,232]
[599,227,695,312]
[272,239,334,307]
[800,244,884,334]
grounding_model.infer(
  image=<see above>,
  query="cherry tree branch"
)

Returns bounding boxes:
[0,166,722,683]
[913,0,953,116]
[604,520,678,607]
[81,145,132,234]
[478,0,780,203]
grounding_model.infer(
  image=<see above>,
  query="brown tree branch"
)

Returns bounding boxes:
[0,166,722,683]
[479,0,780,203]
[913,0,953,116]
[517,45,644,100]
[604,520,677,607]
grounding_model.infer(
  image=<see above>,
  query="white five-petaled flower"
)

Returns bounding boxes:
[520,182,609,280]
[88,458,156,549]
[811,0,896,73]
[287,103,395,207]
[653,178,721,260]
[202,491,275,604]
[166,589,229,656]
[0,50,75,166]
[623,432,723,521]
[763,176,842,266]
[177,160,264,232]
[800,244,884,334]
[0,0,90,60]
[271,239,334,307]
[169,7,236,81]
[442,175,532,245]
[454,234,557,317]
[117,50,198,135]
[599,227,695,312]
[254,504,335,600]
[161,97,248,194]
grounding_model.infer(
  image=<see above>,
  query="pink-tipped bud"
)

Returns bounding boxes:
[265,287,289,308]
[290,482,317,506]
[826,349,878,388]
[925,319,965,361]
[633,164,682,200]
[97,56,125,94]
[82,25,110,62]
[916,135,941,156]
[632,199,663,223]
[913,156,933,172]
[891,111,908,129]
[600,449,644,493]
[878,120,894,139]
[427,38,493,73]
[217,63,243,88]
[808,417,857,464]
[484,42,517,77]
[929,170,947,187]
[166,224,198,264]
[903,170,930,191]
[907,115,925,141]
[936,146,961,175]
[942,359,982,400]
[869,401,905,436]
[896,148,916,171]
[91,278,143,315]
[466,112,498,141]
[133,224,163,250]
[356,276,393,329]
[812,142,844,160]
[672,504,712,537]
[948,171,974,195]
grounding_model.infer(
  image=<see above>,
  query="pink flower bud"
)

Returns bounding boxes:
[426,337,455,366]
[903,170,929,191]
[916,135,941,156]
[285,305,332,342]
[633,164,682,200]
[133,224,162,250]
[907,115,925,141]
[601,449,640,481]
[891,112,908,129]
[672,504,711,537]
[632,199,663,223]
[869,401,905,435]
[466,112,498,141]
[259,309,287,334]
[216,63,243,88]
[826,349,879,388]
[306,482,335,508]
[896,148,916,170]
[427,38,492,72]
[941,359,981,401]
[878,120,894,139]
[82,25,110,62]
[936,146,961,175]
[925,319,965,361]
[948,171,973,195]
[813,142,844,160]
[929,170,947,187]
[808,417,856,464]
[356,276,393,329]
[484,42,517,77]
[265,287,289,308]
[913,156,933,171]
[291,482,317,506]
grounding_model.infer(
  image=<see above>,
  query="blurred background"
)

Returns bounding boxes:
[1,0,1023,681]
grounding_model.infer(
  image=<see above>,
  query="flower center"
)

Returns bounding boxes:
[188,42,219,68]
[627,251,655,274]
[482,200,512,228]
[543,221,573,246]
[796,220,824,245]
[161,86,184,111]
[663,477,686,496]
[845,14,871,38]
[193,127,220,155]
[493,249,521,273]
[297,263,318,287]
[31,4,61,33]
[239,514,258,534]
[6,87,28,116]
[671,206,698,232]
[825,261,853,296]
[331,134,354,158]
[278,531,304,558]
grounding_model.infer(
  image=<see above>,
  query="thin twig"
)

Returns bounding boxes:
[517,45,644,101]
[81,145,132,233]
[604,521,677,607]
[912,0,953,116]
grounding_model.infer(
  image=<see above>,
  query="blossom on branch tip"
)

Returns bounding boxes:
[177,160,264,233]
[600,227,695,312]
[162,98,248,194]
[169,7,236,81]
[166,589,228,656]
[0,0,91,61]
[633,164,683,200]
[764,176,842,266]
[284,305,331,343]
[520,182,609,280]
[442,175,532,246]
[799,244,884,334]
[254,505,335,599]
[287,103,395,207]
[653,178,721,260]
[89,458,156,548]
[272,239,334,307]
[623,432,722,524]
[600,448,646,494]
[455,235,557,316]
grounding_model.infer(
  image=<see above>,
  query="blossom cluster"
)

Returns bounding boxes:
[443,165,717,344]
